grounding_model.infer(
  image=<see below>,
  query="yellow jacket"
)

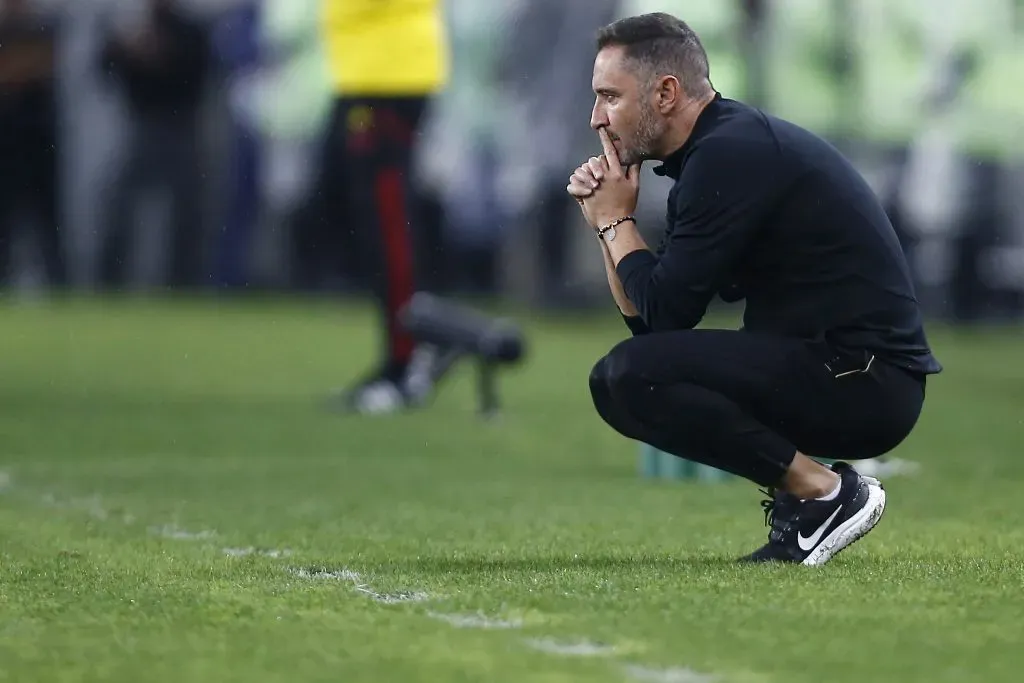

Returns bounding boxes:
[320,0,449,96]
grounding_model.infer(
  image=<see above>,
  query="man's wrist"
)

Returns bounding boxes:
[595,215,635,241]
[594,211,635,229]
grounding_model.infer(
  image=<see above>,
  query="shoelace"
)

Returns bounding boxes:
[759,488,777,528]
[759,487,797,542]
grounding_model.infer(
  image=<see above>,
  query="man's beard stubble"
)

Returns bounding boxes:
[620,102,664,167]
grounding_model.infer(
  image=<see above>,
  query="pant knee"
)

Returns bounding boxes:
[602,338,649,403]
[589,342,645,426]
[589,355,615,423]
[589,356,647,445]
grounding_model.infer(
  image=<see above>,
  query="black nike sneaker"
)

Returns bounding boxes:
[738,462,887,566]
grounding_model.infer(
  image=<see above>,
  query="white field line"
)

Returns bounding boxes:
[148,524,217,541]
[427,611,523,630]
[291,568,362,581]
[289,567,431,604]
[39,492,135,524]
[36,493,294,558]
[15,476,720,681]
[622,664,718,683]
[222,547,293,558]
[523,637,616,657]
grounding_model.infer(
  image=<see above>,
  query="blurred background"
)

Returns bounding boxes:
[3,4,1023,678]
[1,0,1021,322]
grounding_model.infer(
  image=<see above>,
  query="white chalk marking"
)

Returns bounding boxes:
[289,567,430,604]
[523,638,616,657]
[290,568,361,581]
[79,495,108,521]
[428,611,523,630]
[36,491,135,525]
[222,547,292,558]
[353,586,430,604]
[40,493,118,522]
[148,524,217,541]
[623,664,717,683]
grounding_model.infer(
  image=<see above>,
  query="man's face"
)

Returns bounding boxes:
[590,46,666,167]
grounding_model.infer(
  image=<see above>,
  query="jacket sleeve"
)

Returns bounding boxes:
[615,137,779,332]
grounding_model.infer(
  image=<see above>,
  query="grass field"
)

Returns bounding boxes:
[1,295,1022,683]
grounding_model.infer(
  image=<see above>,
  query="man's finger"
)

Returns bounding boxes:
[567,177,594,198]
[567,174,592,191]
[598,127,623,173]
[587,156,606,181]
[574,166,599,188]
[567,184,593,200]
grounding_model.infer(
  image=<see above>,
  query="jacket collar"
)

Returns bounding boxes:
[652,91,723,180]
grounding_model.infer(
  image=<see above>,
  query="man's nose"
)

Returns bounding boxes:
[590,103,606,131]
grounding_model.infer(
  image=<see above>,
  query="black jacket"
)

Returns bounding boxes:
[617,94,941,376]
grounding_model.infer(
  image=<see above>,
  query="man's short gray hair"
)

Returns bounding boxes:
[595,12,711,98]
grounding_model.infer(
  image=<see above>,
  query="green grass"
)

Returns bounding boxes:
[1,295,1022,683]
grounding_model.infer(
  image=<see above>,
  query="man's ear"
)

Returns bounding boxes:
[656,75,683,113]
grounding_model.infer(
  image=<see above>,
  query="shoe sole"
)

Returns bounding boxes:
[801,483,887,567]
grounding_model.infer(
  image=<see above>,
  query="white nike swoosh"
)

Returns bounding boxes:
[798,505,844,551]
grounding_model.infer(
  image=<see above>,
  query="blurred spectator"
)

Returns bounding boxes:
[241,0,332,288]
[310,0,450,414]
[97,0,211,290]
[495,0,622,308]
[248,0,332,288]
[414,0,515,295]
[211,0,261,289]
[0,0,66,290]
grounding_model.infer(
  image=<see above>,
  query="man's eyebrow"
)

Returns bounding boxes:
[594,86,620,96]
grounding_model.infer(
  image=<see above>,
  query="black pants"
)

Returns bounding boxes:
[589,329,926,487]
[298,96,428,368]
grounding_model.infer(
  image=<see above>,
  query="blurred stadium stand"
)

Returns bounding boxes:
[2,0,1022,323]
